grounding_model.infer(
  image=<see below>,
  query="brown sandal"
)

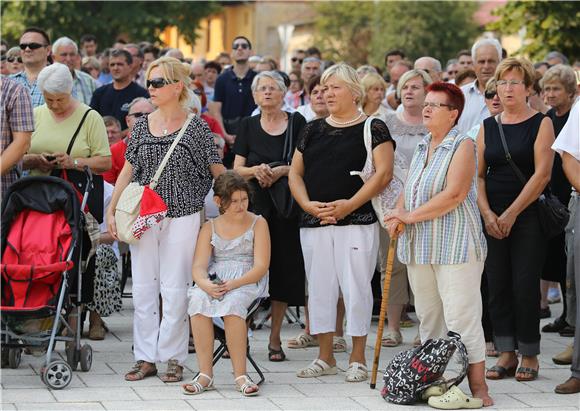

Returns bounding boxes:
[125,360,157,381]
[160,359,183,383]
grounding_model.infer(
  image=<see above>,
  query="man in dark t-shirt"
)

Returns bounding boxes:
[90,49,148,130]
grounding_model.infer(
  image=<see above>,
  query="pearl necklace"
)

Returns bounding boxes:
[328,111,364,126]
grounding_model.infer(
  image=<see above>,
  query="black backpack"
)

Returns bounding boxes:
[381,331,469,405]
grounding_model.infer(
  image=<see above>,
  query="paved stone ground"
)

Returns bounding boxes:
[1,286,579,410]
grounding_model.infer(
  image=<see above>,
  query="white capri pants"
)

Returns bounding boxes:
[300,223,379,336]
[406,247,486,364]
[130,213,200,365]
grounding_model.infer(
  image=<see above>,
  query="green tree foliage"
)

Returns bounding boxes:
[1,1,220,47]
[488,1,580,62]
[314,1,480,69]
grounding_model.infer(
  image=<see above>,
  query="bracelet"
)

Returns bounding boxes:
[73,159,79,169]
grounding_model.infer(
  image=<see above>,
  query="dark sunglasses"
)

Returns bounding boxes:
[7,57,22,63]
[19,42,46,50]
[128,112,146,118]
[146,78,177,89]
[232,43,249,50]
[291,57,303,64]
[484,91,497,99]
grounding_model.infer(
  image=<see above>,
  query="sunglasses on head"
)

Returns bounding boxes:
[128,112,146,118]
[232,43,249,50]
[146,78,177,89]
[484,91,497,99]
[7,57,22,63]
[291,57,304,64]
[19,42,45,50]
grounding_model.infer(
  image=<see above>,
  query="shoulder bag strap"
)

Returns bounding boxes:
[150,114,193,189]
[495,114,528,186]
[282,112,295,164]
[66,109,93,155]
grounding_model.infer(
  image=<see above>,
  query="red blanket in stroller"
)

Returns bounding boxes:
[1,209,73,311]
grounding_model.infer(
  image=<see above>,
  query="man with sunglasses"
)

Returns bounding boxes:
[209,36,257,167]
[290,49,306,71]
[103,97,154,184]
[10,27,51,107]
[90,49,149,131]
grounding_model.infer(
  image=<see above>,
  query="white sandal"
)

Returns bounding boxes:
[333,336,347,353]
[296,358,338,378]
[287,332,318,349]
[235,374,259,397]
[345,362,368,382]
[181,372,214,395]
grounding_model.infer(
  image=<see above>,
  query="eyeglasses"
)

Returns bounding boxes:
[291,57,303,64]
[484,91,497,99]
[256,85,279,93]
[146,78,177,89]
[232,43,249,50]
[19,42,46,50]
[422,102,456,110]
[128,112,146,118]
[7,57,22,63]
[496,79,525,87]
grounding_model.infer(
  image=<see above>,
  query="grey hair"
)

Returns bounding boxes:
[37,63,73,94]
[52,37,78,56]
[127,97,154,113]
[251,70,287,94]
[6,46,20,59]
[540,64,577,97]
[544,51,569,65]
[414,56,442,73]
[471,38,502,62]
[321,63,364,105]
[397,69,433,98]
[356,64,378,78]
[302,57,321,69]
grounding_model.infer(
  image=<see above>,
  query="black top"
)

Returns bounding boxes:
[90,82,149,130]
[296,118,395,227]
[547,108,572,205]
[125,115,222,218]
[483,112,545,211]
[234,112,306,217]
[213,68,257,120]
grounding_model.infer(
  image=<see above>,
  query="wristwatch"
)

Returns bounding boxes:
[73,159,79,168]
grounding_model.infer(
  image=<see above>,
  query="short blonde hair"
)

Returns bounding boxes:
[396,69,433,98]
[361,72,387,106]
[321,63,364,104]
[485,78,497,95]
[494,57,535,88]
[146,56,193,109]
[540,64,577,98]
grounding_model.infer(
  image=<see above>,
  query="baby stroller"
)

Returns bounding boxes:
[1,170,95,389]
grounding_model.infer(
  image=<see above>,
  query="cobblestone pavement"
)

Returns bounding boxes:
[1,289,579,410]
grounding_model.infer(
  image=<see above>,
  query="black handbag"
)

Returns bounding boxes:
[51,109,104,223]
[496,115,569,239]
[267,113,297,219]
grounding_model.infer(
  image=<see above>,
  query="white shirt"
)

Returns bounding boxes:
[552,99,580,162]
[296,104,317,122]
[251,102,296,117]
[458,80,490,134]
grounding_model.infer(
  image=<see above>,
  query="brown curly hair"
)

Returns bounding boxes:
[213,171,252,214]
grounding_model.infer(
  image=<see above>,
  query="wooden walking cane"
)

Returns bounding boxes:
[370,226,400,389]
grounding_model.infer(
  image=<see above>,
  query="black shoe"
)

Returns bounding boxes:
[559,326,576,337]
[540,307,551,319]
[542,317,569,333]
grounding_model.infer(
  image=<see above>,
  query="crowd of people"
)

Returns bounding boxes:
[1,26,580,404]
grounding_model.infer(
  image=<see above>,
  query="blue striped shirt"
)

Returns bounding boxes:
[397,127,487,265]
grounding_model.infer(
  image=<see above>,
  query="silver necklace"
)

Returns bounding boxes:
[329,111,363,126]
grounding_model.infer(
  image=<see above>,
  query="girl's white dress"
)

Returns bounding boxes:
[187,215,268,319]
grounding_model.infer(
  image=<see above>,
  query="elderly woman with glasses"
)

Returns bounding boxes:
[476,58,555,383]
[385,82,492,406]
[233,71,307,363]
[289,63,395,383]
[107,57,225,383]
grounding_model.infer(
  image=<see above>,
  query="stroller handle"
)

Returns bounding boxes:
[83,166,93,184]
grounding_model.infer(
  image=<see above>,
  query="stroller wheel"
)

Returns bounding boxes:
[8,348,21,369]
[42,360,72,390]
[80,344,92,371]
[65,343,79,371]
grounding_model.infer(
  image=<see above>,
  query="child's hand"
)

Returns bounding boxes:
[222,279,240,292]
[200,278,227,299]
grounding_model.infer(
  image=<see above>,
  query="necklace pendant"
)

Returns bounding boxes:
[163,128,168,135]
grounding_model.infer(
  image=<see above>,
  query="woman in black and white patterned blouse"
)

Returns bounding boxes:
[107,57,225,383]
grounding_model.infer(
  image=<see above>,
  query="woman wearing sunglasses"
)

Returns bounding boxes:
[6,47,23,75]
[385,82,492,406]
[107,57,225,383]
